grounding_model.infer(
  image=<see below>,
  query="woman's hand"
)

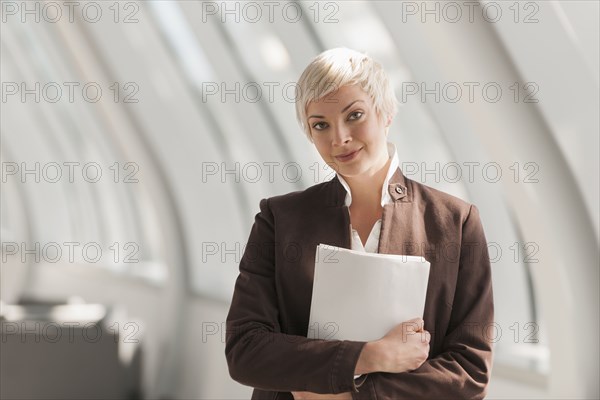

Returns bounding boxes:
[376,317,431,373]
[356,317,430,374]
[291,391,352,400]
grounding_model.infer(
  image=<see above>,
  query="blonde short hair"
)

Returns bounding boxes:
[295,47,398,142]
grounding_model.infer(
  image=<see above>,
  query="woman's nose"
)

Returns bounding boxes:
[332,124,352,146]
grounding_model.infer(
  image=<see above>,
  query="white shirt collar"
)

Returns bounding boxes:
[336,142,399,207]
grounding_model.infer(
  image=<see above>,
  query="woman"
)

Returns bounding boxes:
[225,48,494,400]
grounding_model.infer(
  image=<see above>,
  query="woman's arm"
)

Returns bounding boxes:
[225,198,367,394]
[350,204,495,400]
[292,319,432,400]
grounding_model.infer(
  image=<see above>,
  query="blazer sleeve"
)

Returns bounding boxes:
[352,204,495,400]
[225,198,367,394]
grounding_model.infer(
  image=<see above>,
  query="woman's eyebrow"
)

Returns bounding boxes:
[308,99,364,120]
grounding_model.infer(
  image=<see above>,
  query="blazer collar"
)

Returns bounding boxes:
[327,167,410,207]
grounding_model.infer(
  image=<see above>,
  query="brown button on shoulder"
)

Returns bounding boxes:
[389,183,408,201]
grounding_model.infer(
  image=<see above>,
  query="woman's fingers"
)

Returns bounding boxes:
[405,317,424,332]
[423,329,431,343]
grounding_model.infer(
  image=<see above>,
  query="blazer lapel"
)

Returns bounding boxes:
[378,167,419,256]
[321,175,352,250]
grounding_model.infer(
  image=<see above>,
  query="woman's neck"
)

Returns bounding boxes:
[343,156,391,210]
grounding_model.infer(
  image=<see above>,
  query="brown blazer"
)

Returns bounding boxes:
[225,168,494,400]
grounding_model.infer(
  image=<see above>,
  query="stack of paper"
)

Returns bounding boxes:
[307,244,431,342]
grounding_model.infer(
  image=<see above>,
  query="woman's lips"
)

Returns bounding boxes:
[334,148,362,162]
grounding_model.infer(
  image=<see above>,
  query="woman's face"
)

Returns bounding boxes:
[307,84,390,179]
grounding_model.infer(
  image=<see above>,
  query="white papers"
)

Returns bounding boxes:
[308,244,431,342]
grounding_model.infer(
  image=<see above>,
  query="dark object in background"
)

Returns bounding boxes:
[0,299,143,400]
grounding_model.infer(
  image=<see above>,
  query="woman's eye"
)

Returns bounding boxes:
[312,122,328,130]
[348,111,363,121]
